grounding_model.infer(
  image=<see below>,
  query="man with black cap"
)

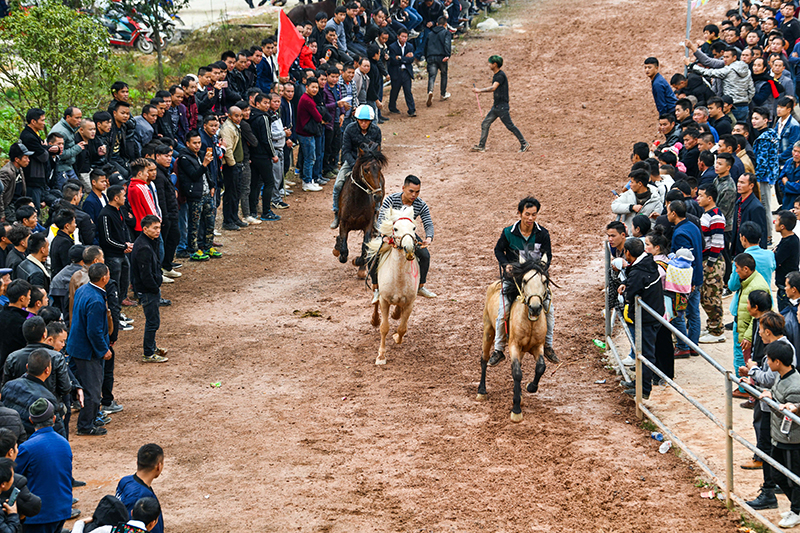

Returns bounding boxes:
[0,142,31,223]
[16,398,73,533]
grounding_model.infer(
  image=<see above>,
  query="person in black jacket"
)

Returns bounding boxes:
[732,172,769,255]
[415,0,444,60]
[146,143,181,278]
[247,95,279,221]
[108,102,139,178]
[425,17,452,106]
[18,110,57,213]
[618,238,664,400]
[98,185,133,305]
[48,211,75,280]
[131,215,167,364]
[177,131,215,261]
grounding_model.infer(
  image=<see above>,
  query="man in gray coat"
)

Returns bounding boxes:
[689,47,754,123]
[49,107,86,191]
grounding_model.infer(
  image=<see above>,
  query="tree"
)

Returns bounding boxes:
[0,1,118,126]
[117,0,190,90]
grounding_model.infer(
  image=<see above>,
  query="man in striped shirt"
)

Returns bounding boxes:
[372,175,436,302]
[697,183,727,343]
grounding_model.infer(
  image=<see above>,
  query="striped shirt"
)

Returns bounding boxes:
[378,193,434,241]
[700,206,726,260]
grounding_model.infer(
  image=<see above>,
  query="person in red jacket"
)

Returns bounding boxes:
[126,159,161,234]
[296,78,325,192]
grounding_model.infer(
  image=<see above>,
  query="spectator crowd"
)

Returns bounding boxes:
[605,0,800,526]
[0,0,473,529]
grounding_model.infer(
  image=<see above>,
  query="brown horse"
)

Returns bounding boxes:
[477,261,553,422]
[286,0,336,26]
[332,143,386,278]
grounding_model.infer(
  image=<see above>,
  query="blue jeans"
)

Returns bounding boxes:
[732,104,749,123]
[414,27,431,59]
[298,135,316,184]
[673,287,701,351]
[313,135,324,181]
[177,203,188,255]
[405,6,422,29]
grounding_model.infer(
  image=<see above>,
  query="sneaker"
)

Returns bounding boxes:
[222,223,240,231]
[674,349,691,359]
[175,251,190,258]
[212,241,224,247]
[408,111,417,117]
[316,178,330,186]
[159,298,172,307]
[122,298,139,307]
[487,350,505,366]
[747,490,778,510]
[143,354,169,363]
[260,211,281,221]
[303,182,323,192]
[409,29,420,38]
[94,415,110,426]
[206,247,222,258]
[161,276,174,284]
[426,91,433,107]
[519,141,531,153]
[624,388,649,400]
[246,216,262,224]
[162,269,182,278]
[619,380,635,389]
[119,322,134,331]
[699,329,708,337]
[71,509,82,519]
[213,229,221,236]
[171,262,183,269]
[71,401,82,411]
[721,288,732,297]
[698,332,725,343]
[741,459,763,470]
[740,398,756,409]
[190,249,210,261]
[441,92,451,100]
[470,145,486,152]
[620,356,635,367]
[779,511,800,528]
[155,347,169,357]
[120,313,133,324]
[272,201,290,209]
[418,286,437,298]
[101,401,123,414]
[724,321,734,330]
[284,178,298,186]
[72,479,86,487]
[76,426,107,436]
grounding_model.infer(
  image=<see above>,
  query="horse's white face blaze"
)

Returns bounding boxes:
[393,219,416,260]
[522,270,547,314]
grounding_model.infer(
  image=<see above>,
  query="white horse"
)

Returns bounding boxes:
[366,206,420,365]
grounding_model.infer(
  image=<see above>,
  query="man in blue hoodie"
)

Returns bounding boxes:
[645,57,677,117]
[669,200,704,357]
[116,444,165,533]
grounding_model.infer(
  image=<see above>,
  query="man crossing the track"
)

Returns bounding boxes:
[489,196,559,366]
[370,174,437,302]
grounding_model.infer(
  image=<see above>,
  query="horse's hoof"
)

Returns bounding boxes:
[476,393,487,401]
[393,333,403,344]
[356,268,367,279]
[375,357,386,365]
[526,382,539,394]
[510,411,523,423]
[332,248,340,257]
[338,254,347,264]
[352,258,359,266]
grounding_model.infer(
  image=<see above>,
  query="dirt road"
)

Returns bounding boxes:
[69,0,742,530]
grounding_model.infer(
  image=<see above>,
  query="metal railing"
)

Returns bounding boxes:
[603,245,800,532]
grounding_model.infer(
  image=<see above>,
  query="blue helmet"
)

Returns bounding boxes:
[354,105,375,120]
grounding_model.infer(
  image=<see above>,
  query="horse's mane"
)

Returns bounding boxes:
[366,205,414,261]
[354,142,388,171]
[507,260,556,288]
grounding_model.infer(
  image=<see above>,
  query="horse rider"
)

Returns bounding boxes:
[490,196,559,366]
[371,174,438,302]
[331,105,382,229]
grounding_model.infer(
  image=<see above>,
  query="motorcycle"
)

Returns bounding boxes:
[99,7,157,54]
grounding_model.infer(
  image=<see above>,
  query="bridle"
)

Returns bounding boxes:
[350,164,383,197]
[386,217,415,249]
[513,271,552,322]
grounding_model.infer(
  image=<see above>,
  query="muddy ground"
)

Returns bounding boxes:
[68,0,742,530]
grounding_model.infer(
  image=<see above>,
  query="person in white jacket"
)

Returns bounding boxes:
[612,169,663,234]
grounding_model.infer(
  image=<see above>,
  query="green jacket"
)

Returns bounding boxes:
[736,270,770,343]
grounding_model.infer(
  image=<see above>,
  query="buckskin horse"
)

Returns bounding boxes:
[366,205,419,365]
[332,143,386,279]
[477,260,555,422]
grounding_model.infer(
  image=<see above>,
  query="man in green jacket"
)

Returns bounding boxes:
[734,253,770,353]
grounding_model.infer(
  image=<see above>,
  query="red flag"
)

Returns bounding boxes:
[277,10,304,78]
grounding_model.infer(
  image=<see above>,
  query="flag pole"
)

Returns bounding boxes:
[685,0,693,76]
[739,0,743,17]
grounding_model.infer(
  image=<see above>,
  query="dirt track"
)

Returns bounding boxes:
[69,0,742,530]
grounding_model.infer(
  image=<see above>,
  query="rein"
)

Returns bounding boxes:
[350,165,383,196]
